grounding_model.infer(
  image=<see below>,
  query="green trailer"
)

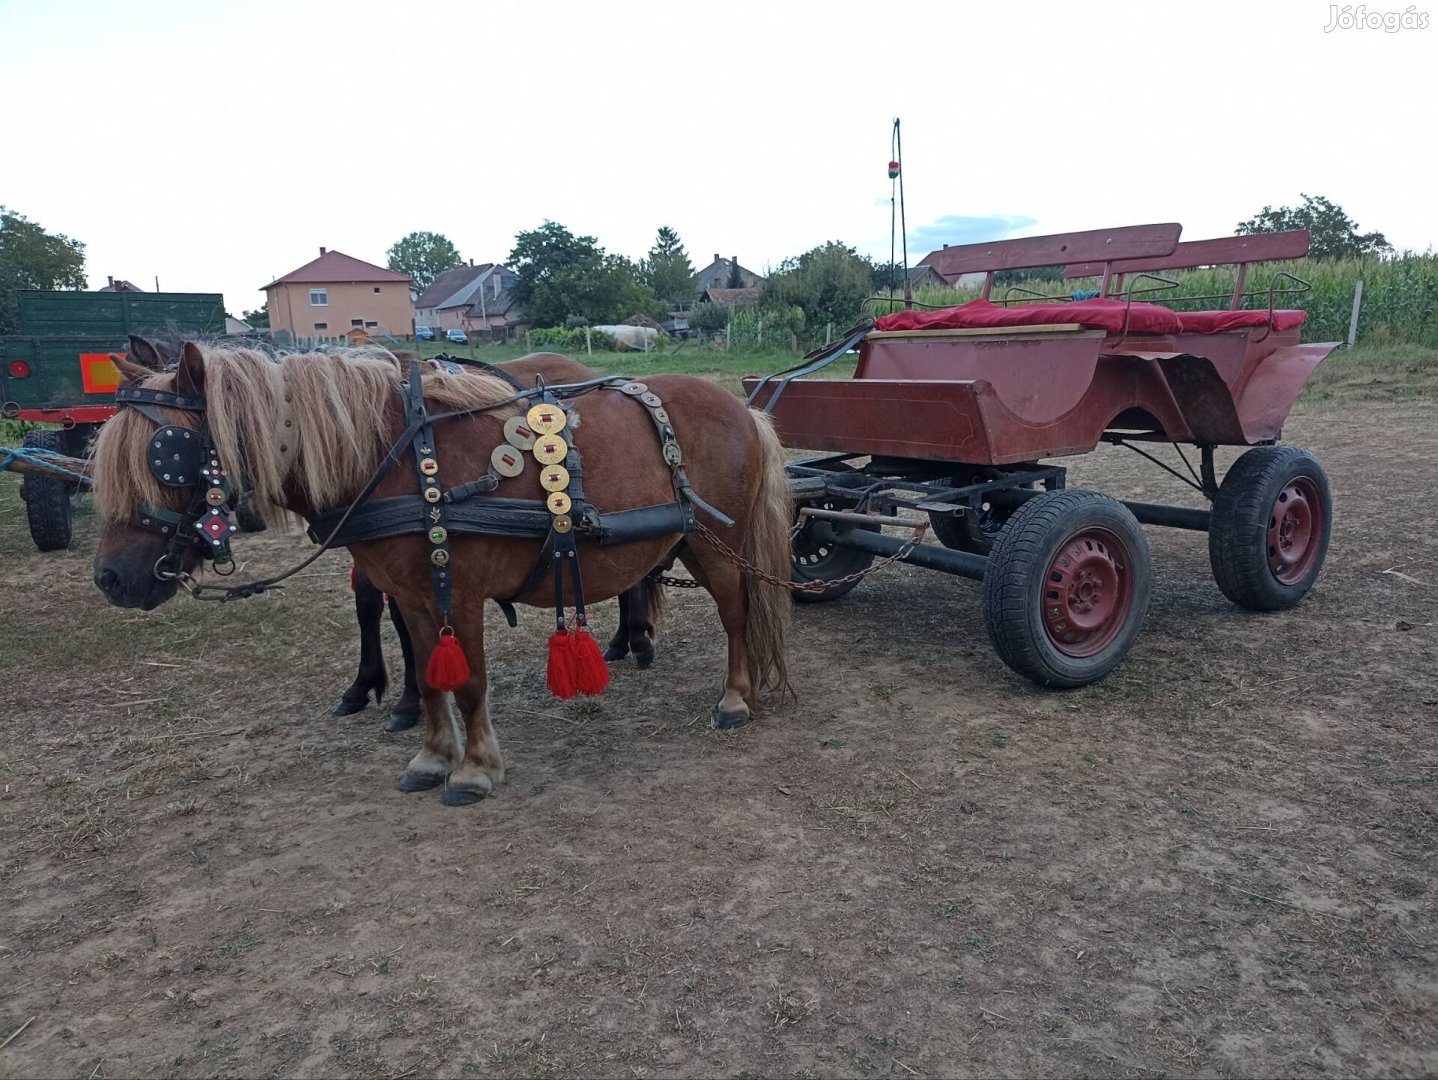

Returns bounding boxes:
[2,289,226,551]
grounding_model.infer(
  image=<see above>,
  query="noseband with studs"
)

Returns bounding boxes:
[114,384,243,580]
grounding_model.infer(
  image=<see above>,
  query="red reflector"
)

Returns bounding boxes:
[8,360,31,378]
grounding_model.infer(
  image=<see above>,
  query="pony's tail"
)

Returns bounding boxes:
[742,409,793,703]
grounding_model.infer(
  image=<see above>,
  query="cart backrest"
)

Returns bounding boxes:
[1065,230,1311,309]
[918,223,1182,300]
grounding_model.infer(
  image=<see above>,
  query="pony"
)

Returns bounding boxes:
[91,342,791,805]
[121,338,667,735]
[334,353,667,733]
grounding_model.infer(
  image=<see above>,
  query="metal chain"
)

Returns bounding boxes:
[653,518,927,595]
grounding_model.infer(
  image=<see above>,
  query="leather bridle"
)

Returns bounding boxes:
[114,384,244,581]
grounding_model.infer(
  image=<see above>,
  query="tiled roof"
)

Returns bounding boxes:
[262,250,410,289]
[414,264,495,309]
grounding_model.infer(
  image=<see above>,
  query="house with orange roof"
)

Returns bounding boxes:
[262,248,413,341]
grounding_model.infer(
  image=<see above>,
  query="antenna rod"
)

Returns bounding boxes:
[893,118,912,309]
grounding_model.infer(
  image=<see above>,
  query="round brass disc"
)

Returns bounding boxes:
[491,444,525,478]
[552,514,573,534]
[526,403,567,435]
[503,415,537,450]
[540,464,571,492]
[533,436,568,465]
[546,491,573,516]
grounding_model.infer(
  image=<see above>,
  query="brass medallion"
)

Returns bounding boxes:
[503,416,537,450]
[552,514,573,534]
[525,404,567,435]
[491,444,525,478]
[430,548,450,566]
[428,526,448,545]
[205,487,226,507]
[540,464,570,492]
[546,491,572,516]
[533,436,568,465]
[423,486,442,503]
[419,457,439,476]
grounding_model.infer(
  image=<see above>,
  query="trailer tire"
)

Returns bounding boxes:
[19,430,74,552]
[791,466,876,604]
[1209,446,1331,612]
[981,490,1150,688]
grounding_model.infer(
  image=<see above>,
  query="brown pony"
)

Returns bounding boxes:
[91,343,792,805]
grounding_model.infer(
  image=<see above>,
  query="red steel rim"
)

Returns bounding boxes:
[1041,527,1134,658]
[1268,476,1323,584]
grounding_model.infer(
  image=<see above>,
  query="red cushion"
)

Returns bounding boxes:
[1175,310,1308,333]
[874,298,1183,335]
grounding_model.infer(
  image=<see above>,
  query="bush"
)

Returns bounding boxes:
[524,326,616,352]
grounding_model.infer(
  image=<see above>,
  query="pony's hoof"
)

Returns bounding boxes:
[602,642,629,662]
[396,769,446,793]
[711,704,750,731]
[633,641,656,670]
[333,696,368,717]
[441,782,490,806]
[385,710,422,733]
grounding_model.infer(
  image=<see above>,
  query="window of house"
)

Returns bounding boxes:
[314,322,328,330]
[365,321,377,328]
[310,289,328,306]
[373,287,381,293]
[351,319,364,327]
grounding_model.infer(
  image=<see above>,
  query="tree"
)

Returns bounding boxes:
[761,241,872,333]
[241,304,269,328]
[637,226,695,308]
[386,231,462,292]
[725,260,745,289]
[507,221,661,327]
[0,206,87,334]
[1237,195,1391,260]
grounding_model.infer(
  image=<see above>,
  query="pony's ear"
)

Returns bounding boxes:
[126,334,165,370]
[176,342,206,398]
[111,354,153,386]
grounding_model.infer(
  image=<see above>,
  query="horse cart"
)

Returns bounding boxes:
[743,224,1336,687]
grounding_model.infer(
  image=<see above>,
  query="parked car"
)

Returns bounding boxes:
[415,325,436,341]
[445,328,468,344]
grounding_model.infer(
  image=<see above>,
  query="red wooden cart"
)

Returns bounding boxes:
[742,224,1336,687]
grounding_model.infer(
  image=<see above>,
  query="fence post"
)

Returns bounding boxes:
[585,326,592,355]
[825,322,833,345]
[758,317,764,347]
[726,320,731,351]
[1347,279,1364,348]
[526,330,533,352]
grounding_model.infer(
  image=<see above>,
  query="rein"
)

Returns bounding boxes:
[122,369,681,602]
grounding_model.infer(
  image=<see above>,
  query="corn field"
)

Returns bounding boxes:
[866,253,1438,349]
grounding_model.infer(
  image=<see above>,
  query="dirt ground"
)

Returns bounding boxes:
[1,398,1434,1079]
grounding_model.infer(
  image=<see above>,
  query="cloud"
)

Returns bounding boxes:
[906,214,1038,254]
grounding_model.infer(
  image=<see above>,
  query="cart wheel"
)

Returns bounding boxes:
[981,490,1151,687]
[19,429,74,552]
[1209,446,1331,612]
[928,467,1029,555]
[791,467,876,604]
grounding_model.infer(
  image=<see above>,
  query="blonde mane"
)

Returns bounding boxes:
[93,344,517,524]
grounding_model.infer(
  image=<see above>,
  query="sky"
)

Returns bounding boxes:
[3,0,1435,314]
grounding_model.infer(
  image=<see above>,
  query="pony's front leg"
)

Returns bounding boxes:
[442,612,504,807]
[679,551,753,730]
[396,614,462,793]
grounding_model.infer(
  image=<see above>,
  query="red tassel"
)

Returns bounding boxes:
[571,627,610,696]
[425,632,471,691]
[547,630,577,699]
